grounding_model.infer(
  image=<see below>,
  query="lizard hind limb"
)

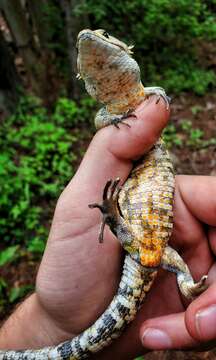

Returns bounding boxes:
[161,246,208,299]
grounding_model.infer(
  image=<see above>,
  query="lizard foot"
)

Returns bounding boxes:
[178,274,208,299]
[162,246,208,300]
[89,178,122,242]
[110,109,137,129]
[144,86,171,110]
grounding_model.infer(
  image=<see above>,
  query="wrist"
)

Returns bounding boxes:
[0,293,72,350]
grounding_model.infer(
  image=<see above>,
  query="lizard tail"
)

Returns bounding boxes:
[0,255,157,360]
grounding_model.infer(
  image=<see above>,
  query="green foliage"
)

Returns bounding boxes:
[0,93,96,314]
[0,277,8,312]
[41,2,68,72]
[75,0,216,94]
[163,118,214,149]
[163,124,183,148]
[9,285,34,303]
[27,237,46,254]
[181,119,204,147]
[0,276,34,309]
[53,97,96,126]
[0,95,93,249]
[0,246,20,266]
[0,277,7,292]
[190,105,203,115]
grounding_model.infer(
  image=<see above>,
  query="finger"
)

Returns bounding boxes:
[209,226,216,255]
[171,176,214,280]
[176,175,216,227]
[185,276,216,342]
[108,95,169,160]
[140,312,199,350]
[39,97,169,332]
[57,97,169,223]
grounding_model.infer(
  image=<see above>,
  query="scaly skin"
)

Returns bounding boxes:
[0,29,207,360]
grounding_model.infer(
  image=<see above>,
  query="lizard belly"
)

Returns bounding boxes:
[118,142,175,267]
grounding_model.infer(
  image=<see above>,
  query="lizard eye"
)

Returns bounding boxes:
[102,31,109,38]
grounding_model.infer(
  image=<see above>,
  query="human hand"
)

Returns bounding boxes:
[97,174,215,359]
[138,175,216,354]
[0,96,169,352]
[35,97,216,358]
[35,96,169,342]
[2,95,215,359]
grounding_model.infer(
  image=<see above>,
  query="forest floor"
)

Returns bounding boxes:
[0,92,216,359]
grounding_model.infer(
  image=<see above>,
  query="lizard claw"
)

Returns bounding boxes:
[109,178,121,199]
[89,178,122,243]
[111,118,131,128]
[144,86,171,110]
[110,109,137,129]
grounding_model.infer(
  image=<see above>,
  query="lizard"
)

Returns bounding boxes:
[0,29,208,360]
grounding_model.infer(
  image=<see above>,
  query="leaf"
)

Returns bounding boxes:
[190,105,203,115]
[0,277,7,292]
[0,246,20,266]
[9,285,34,303]
[27,238,45,254]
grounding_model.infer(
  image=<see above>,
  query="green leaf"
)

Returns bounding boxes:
[9,285,34,303]
[0,246,20,266]
[0,277,7,292]
[27,238,45,254]
[190,105,203,115]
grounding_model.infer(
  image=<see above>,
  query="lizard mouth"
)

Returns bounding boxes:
[77,29,133,55]
[77,30,92,43]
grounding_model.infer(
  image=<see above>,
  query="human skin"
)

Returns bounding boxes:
[0,97,216,359]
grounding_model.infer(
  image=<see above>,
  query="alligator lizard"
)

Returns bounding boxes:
[0,29,208,360]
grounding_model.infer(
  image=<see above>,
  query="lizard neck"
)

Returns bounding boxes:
[106,82,146,114]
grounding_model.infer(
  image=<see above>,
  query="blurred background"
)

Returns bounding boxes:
[0,1,215,359]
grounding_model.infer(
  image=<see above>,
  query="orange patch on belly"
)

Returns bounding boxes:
[139,245,163,267]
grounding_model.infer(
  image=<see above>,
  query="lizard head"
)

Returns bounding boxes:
[76,29,141,104]
[77,29,134,56]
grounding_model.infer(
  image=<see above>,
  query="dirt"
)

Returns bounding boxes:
[146,350,216,360]
[0,256,39,323]
[0,92,215,359]
[170,93,216,176]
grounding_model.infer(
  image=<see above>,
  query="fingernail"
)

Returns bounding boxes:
[142,328,172,349]
[196,305,216,340]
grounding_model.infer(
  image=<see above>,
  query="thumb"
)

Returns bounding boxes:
[139,270,216,351]
[185,272,216,343]
[57,96,170,225]
[140,312,199,350]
